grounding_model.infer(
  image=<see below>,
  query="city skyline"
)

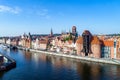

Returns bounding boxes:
[0,0,120,36]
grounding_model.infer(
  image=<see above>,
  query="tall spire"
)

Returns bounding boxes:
[50,28,53,36]
[28,32,32,39]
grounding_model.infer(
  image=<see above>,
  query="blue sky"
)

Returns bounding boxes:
[0,0,120,36]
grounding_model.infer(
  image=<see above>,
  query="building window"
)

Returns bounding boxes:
[83,35,90,56]
[101,46,111,58]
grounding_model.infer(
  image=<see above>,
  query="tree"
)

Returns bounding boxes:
[63,34,73,41]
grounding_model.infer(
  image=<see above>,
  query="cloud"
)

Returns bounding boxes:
[36,9,50,19]
[58,12,64,16]
[46,15,51,19]
[37,9,48,16]
[0,5,21,14]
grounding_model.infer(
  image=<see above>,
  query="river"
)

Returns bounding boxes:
[0,48,120,80]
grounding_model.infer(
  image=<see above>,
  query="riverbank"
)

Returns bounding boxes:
[28,49,120,65]
[3,44,120,65]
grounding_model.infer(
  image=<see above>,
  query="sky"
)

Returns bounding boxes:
[0,0,120,36]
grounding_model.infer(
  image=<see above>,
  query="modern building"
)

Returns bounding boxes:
[101,40,114,58]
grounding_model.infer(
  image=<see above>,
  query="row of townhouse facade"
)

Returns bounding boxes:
[0,33,50,50]
[1,26,120,60]
[51,37,76,53]
[19,33,50,50]
[75,30,120,59]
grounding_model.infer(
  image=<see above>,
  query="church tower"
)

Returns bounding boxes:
[50,28,53,36]
[72,26,77,35]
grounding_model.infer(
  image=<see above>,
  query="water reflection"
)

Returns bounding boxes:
[0,48,120,80]
[24,51,32,61]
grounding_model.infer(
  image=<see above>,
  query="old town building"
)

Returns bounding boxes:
[101,37,120,59]
[0,38,6,44]
[10,38,19,46]
[76,30,101,58]
[39,38,49,50]
[32,37,49,50]
[61,26,78,43]
[21,33,32,49]
[76,30,120,59]
[5,37,19,46]
[116,38,120,59]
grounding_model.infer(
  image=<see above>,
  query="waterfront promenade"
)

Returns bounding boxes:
[3,44,120,65]
[29,49,120,65]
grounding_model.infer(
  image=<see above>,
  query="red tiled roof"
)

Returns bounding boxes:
[91,36,101,44]
[102,40,114,47]
[76,37,83,44]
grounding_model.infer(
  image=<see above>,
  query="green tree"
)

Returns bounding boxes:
[63,34,73,41]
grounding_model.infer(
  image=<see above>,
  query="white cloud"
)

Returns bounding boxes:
[46,15,51,19]
[36,9,50,19]
[0,5,21,14]
[58,12,64,16]
[37,9,48,16]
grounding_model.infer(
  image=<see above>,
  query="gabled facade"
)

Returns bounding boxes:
[76,30,120,59]
[21,33,32,49]
[76,30,101,58]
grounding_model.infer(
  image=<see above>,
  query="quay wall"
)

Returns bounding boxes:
[4,44,120,65]
[29,49,120,65]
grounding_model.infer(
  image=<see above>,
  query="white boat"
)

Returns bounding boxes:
[1,45,7,50]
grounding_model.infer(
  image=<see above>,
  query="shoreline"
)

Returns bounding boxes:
[29,49,120,65]
[2,44,120,66]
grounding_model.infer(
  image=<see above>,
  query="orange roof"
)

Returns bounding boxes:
[76,37,83,44]
[102,40,114,47]
[39,39,48,44]
[68,40,72,44]
[91,36,101,44]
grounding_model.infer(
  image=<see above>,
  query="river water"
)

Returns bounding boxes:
[0,48,120,80]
